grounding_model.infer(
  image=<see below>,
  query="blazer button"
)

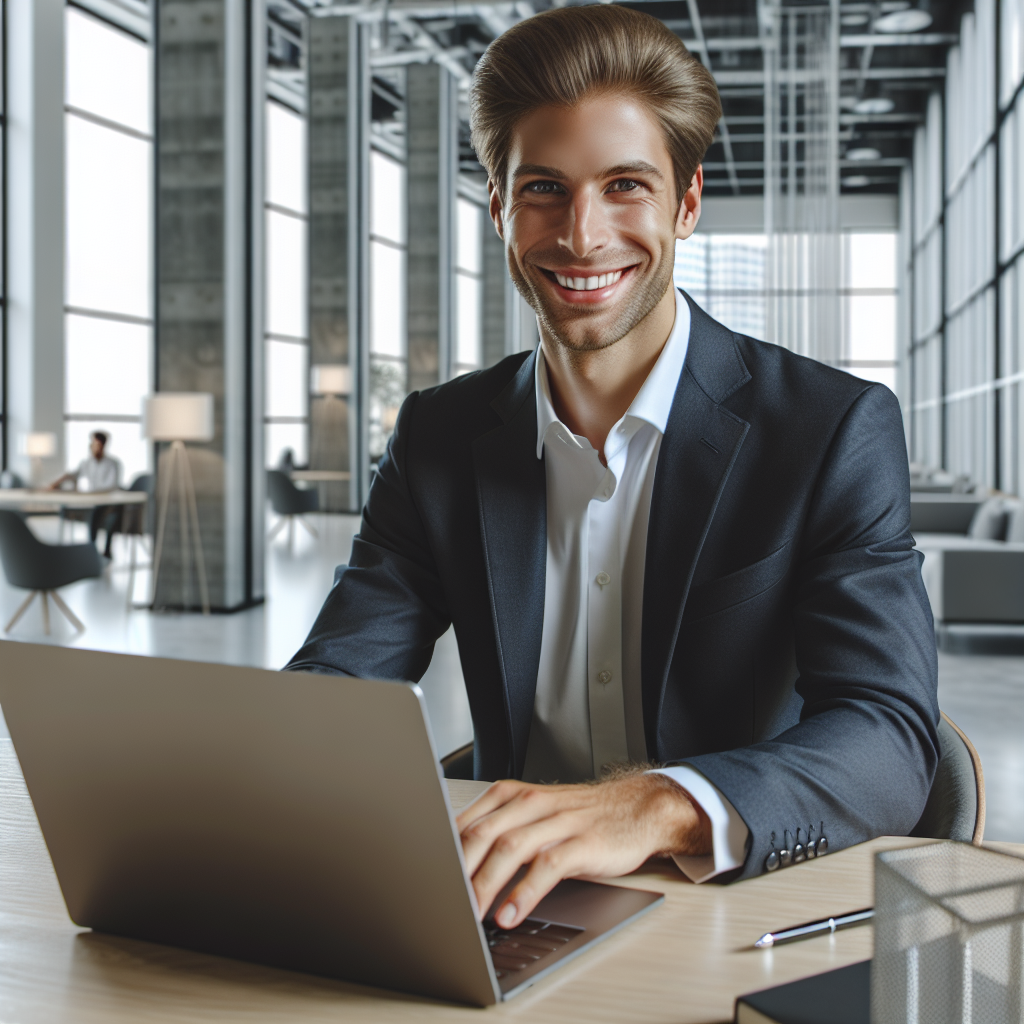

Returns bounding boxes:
[817,835,828,856]
[779,847,792,868]
[765,850,780,872]
[596,670,612,685]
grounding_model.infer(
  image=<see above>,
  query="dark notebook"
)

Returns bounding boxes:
[734,960,870,1024]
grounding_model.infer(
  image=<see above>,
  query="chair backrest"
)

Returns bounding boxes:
[266,469,311,515]
[968,496,1009,541]
[0,511,45,589]
[0,510,102,591]
[1004,499,1024,543]
[910,712,985,844]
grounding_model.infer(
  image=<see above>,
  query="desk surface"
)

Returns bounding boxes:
[0,489,147,510]
[290,470,351,483]
[2,740,1019,1024]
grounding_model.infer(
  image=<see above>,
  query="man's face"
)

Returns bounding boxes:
[90,437,105,460]
[491,92,700,353]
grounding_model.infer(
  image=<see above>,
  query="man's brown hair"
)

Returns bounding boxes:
[470,4,721,204]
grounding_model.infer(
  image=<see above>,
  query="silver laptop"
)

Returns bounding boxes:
[0,641,663,1006]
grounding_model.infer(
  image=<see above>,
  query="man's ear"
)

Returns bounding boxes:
[488,180,505,241]
[674,165,703,241]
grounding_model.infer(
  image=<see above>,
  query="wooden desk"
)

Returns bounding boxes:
[290,470,351,483]
[0,489,147,515]
[1,742,1019,1024]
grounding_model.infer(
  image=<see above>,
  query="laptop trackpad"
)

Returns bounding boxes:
[484,873,664,998]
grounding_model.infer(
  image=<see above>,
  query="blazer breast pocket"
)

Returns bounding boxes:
[685,542,792,622]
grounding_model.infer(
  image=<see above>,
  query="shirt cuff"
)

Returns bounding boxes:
[649,766,750,883]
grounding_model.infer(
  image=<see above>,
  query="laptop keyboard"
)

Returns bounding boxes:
[484,917,584,977]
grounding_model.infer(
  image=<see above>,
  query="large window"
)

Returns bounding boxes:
[454,196,483,376]
[264,99,309,469]
[905,0,1024,494]
[368,148,406,462]
[0,0,6,465]
[675,232,898,391]
[64,6,152,482]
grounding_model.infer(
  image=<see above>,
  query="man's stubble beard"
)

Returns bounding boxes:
[507,242,676,356]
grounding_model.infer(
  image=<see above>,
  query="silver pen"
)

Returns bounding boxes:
[754,908,874,948]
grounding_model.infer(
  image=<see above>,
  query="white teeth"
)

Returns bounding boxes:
[553,269,625,290]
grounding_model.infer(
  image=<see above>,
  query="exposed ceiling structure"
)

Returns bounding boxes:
[268,0,970,195]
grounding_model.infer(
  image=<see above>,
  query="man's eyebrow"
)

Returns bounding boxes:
[601,161,664,179]
[512,164,566,180]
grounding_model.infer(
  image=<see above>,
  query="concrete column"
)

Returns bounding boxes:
[153,0,265,610]
[307,14,368,512]
[481,219,508,368]
[6,0,65,482]
[406,62,457,391]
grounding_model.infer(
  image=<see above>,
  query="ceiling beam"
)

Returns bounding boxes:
[686,0,740,195]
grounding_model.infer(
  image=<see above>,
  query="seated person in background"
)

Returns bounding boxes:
[288,5,939,930]
[50,430,123,559]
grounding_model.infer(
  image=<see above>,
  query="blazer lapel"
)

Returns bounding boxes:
[642,294,752,758]
[473,353,546,779]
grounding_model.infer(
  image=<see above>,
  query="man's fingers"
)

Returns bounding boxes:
[459,785,566,876]
[455,779,526,833]
[494,838,589,929]
[469,812,584,919]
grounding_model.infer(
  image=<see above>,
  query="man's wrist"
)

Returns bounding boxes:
[646,773,713,858]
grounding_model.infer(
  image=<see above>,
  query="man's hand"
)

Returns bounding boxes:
[455,772,711,928]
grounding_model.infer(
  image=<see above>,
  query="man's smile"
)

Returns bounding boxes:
[535,264,639,304]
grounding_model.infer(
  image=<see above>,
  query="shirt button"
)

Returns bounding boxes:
[595,571,611,587]
[618,425,626,434]
[597,670,612,685]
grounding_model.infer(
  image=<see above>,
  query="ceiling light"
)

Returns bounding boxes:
[854,97,895,114]
[840,96,859,110]
[873,9,933,32]
[841,13,870,26]
[846,147,882,161]
[844,175,871,188]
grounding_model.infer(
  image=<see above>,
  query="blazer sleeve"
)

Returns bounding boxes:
[284,392,452,682]
[676,384,940,880]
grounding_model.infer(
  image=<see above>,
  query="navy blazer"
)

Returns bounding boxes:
[288,291,940,880]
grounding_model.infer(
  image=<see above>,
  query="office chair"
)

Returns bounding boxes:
[911,712,986,845]
[114,473,155,610]
[266,469,320,547]
[0,510,103,635]
[444,714,986,846]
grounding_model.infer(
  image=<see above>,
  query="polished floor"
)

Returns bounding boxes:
[1,513,1021,842]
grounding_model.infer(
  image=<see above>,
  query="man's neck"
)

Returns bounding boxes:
[540,285,676,462]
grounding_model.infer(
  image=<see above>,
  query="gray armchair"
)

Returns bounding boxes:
[0,510,102,634]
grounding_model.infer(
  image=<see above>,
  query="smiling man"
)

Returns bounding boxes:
[288,5,938,931]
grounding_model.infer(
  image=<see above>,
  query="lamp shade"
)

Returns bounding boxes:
[311,364,352,396]
[22,432,57,458]
[143,393,215,442]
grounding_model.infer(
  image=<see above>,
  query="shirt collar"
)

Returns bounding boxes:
[534,287,691,459]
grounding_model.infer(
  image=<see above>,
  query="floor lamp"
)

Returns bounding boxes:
[144,393,214,615]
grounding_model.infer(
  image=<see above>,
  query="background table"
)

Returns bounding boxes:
[1,740,1019,1023]
[0,489,146,530]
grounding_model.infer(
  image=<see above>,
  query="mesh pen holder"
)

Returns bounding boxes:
[872,843,1024,1024]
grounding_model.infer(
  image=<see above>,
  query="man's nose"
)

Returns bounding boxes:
[557,189,609,259]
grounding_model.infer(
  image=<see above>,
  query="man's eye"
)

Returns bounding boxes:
[525,181,563,195]
[608,179,641,192]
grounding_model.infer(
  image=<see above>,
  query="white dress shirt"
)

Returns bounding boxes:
[522,288,749,883]
[76,455,121,492]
